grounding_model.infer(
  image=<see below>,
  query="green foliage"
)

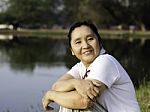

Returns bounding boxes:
[136,82,150,111]
[19,0,43,22]
[128,0,150,29]
[0,0,150,29]
[1,0,61,27]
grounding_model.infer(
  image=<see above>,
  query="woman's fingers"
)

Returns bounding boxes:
[91,79,101,87]
[87,89,96,101]
[42,96,49,111]
[75,80,102,100]
[42,97,54,111]
[75,80,94,98]
[93,86,100,95]
[86,86,101,101]
[42,91,54,111]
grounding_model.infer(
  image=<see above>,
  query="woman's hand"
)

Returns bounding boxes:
[87,79,104,101]
[74,79,102,101]
[42,91,54,111]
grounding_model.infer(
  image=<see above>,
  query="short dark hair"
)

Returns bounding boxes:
[67,21,102,47]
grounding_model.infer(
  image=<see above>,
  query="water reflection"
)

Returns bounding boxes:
[0,35,150,112]
[0,36,69,112]
[0,36,150,85]
[102,39,150,87]
[0,36,67,72]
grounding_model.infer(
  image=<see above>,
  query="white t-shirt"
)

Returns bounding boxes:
[67,49,140,112]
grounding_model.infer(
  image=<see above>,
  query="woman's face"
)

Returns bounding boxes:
[70,25,100,68]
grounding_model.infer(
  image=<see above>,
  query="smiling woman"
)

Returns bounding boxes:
[42,21,140,112]
[70,25,100,68]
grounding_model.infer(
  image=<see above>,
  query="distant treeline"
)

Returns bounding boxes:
[0,0,150,30]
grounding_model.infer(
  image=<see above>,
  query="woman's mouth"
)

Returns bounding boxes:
[83,50,93,55]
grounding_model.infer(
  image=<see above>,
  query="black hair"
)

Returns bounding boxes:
[67,21,102,47]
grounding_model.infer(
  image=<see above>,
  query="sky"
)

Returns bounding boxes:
[0,0,8,12]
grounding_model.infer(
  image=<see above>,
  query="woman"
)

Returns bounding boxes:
[42,21,140,112]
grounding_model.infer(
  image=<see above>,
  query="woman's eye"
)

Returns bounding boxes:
[75,41,81,44]
[88,37,94,41]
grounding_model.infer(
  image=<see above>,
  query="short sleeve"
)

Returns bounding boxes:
[87,55,120,88]
[67,63,80,78]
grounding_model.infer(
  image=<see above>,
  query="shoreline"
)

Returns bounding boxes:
[0,29,150,39]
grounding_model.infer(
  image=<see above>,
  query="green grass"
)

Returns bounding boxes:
[1,29,150,39]
[136,82,150,112]
[0,29,68,39]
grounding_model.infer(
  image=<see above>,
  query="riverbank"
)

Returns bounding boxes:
[0,29,150,39]
[136,82,150,111]
[0,29,68,39]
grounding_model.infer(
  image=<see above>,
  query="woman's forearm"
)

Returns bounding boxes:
[48,90,92,109]
[43,79,106,110]
[52,78,78,92]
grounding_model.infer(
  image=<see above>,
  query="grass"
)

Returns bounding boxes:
[136,82,150,112]
[0,29,67,39]
[0,29,150,39]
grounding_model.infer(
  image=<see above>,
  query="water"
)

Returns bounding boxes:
[0,35,150,112]
[0,63,68,112]
[0,37,69,112]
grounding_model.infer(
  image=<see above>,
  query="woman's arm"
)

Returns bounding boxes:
[42,90,92,110]
[52,74,105,99]
[42,79,106,111]
[52,74,77,92]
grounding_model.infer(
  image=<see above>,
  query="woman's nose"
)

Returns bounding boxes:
[82,41,90,49]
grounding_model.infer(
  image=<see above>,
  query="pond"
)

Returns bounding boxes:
[0,35,150,112]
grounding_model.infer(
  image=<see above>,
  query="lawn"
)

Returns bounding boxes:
[136,82,150,112]
[0,29,150,39]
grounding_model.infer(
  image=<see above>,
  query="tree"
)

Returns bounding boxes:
[1,0,150,29]
[128,0,150,30]
[62,0,130,28]
[2,0,62,28]
[61,0,115,28]
[60,0,80,26]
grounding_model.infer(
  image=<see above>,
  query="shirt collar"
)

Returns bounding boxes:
[80,47,106,72]
[100,47,106,55]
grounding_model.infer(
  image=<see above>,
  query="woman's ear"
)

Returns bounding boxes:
[70,48,75,55]
[72,51,75,55]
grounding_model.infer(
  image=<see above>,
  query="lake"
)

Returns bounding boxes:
[0,35,150,112]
